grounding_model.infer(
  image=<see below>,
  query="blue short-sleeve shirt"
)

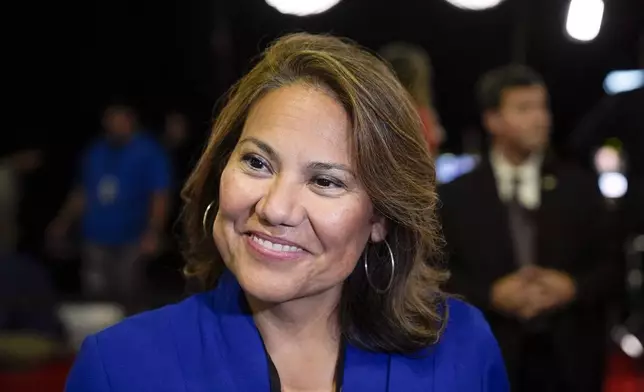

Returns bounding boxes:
[81,133,171,245]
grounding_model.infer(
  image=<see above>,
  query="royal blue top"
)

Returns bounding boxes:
[65,271,509,391]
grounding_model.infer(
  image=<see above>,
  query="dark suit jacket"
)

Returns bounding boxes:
[439,154,621,392]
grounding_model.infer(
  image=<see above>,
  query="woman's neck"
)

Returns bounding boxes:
[248,286,341,347]
[247,286,342,391]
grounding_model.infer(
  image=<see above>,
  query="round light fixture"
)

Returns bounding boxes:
[566,0,604,42]
[598,172,628,199]
[443,0,505,11]
[265,0,342,16]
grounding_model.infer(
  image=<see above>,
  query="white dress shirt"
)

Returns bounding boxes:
[490,149,544,210]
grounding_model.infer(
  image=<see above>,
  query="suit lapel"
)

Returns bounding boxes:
[535,153,562,268]
[214,271,272,392]
[386,350,437,392]
[469,159,516,274]
[344,345,438,392]
[342,345,390,391]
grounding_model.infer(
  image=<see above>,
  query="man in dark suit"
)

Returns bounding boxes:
[440,65,620,392]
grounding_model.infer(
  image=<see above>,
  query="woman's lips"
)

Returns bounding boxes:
[245,233,307,261]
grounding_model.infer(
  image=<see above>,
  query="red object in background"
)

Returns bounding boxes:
[0,358,73,392]
[417,105,441,156]
[604,351,644,392]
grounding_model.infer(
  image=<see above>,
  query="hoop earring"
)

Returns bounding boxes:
[363,239,395,294]
[202,201,215,235]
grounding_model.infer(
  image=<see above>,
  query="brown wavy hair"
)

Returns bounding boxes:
[181,33,448,354]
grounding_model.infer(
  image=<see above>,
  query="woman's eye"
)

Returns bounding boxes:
[248,157,265,169]
[314,177,343,189]
[242,154,268,171]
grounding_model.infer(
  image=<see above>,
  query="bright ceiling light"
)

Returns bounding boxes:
[443,0,505,11]
[620,333,643,359]
[566,0,604,42]
[603,70,644,95]
[265,0,342,16]
[598,172,628,199]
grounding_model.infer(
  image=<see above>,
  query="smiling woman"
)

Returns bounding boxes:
[65,33,509,392]
[214,84,383,307]
[183,34,447,353]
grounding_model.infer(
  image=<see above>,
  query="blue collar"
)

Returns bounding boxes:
[201,270,436,392]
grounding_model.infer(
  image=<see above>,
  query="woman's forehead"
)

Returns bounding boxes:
[240,84,354,166]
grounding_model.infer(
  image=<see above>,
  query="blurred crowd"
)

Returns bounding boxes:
[1,40,643,391]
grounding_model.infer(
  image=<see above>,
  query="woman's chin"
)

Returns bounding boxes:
[235,272,302,305]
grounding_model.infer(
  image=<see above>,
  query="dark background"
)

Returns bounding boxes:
[3,0,643,290]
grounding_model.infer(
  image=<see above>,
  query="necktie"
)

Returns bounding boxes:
[507,173,536,267]
[508,173,550,332]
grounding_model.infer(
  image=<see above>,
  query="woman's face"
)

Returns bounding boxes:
[213,83,387,304]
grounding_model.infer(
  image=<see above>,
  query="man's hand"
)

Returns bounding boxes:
[533,268,577,309]
[491,272,531,316]
[515,267,577,320]
[491,266,552,320]
[515,281,551,320]
[491,267,577,320]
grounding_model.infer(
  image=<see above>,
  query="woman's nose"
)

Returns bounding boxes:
[255,176,306,227]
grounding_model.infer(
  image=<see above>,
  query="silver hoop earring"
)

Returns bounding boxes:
[202,201,215,235]
[363,239,395,294]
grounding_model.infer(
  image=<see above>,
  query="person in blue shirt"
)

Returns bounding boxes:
[48,103,171,312]
[66,33,508,391]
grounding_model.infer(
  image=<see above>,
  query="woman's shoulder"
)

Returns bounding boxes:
[423,297,509,390]
[97,292,211,343]
[442,297,494,340]
[65,292,215,391]
[386,298,507,390]
[432,297,500,360]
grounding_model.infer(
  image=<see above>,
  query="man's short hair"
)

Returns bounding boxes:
[476,64,545,111]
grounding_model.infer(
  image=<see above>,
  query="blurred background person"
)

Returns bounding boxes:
[163,111,190,152]
[380,42,445,156]
[569,32,644,238]
[0,252,66,370]
[1,149,65,370]
[440,64,621,392]
[162,110,195,230]
[569,31,643,181]
[47,103,171,313]
[144,110,199,304]
[0,150,42,252]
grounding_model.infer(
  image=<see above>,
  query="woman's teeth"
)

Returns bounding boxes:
[251,235,301,252]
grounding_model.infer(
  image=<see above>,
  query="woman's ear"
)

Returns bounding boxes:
[369,214,388,243]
